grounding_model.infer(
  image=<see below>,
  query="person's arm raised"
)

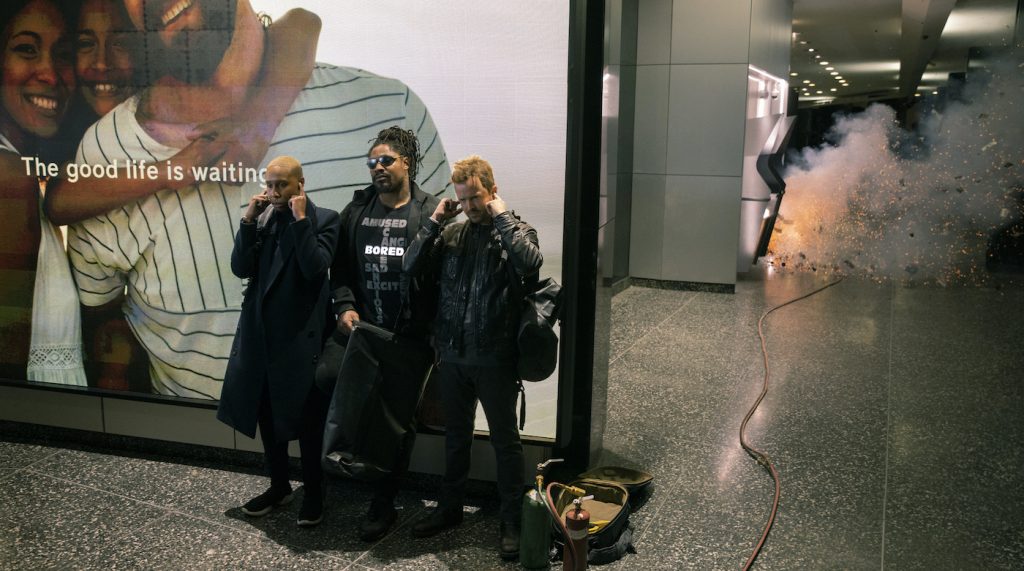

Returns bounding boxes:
[43,139,224,225]
[44,9,322,225]
[189,8,322,169]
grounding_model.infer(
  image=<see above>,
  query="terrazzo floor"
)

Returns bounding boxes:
[2,268,1023,570]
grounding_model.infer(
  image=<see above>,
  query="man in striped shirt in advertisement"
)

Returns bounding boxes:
[55,0,451,399]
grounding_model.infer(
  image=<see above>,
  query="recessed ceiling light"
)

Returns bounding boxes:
[835,76,843,80]
[819,61,829,65]
[790,72,798,77]
[830,88,837,92]
[830,71,838,76]
[809,83,816,87]
[808,48,815,52]
[816,90,823,94]
[803,79,810,84]
[932,91,938,95]
[914,93,921,97]
[815,54,821,59]
[825,67,834,71]
[799,41,808,45]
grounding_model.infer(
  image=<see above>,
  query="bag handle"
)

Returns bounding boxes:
[518,379,526,430]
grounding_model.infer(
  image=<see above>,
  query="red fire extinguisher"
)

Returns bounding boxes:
[563,496,591,571]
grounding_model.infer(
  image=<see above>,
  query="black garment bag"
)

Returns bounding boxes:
[321,322,431,480]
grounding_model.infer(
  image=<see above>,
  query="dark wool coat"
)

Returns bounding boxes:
[217,199,341,440]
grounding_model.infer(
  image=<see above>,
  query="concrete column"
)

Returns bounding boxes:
[629,0,792,287]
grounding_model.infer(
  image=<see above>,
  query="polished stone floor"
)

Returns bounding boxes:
[2,269,1023,570]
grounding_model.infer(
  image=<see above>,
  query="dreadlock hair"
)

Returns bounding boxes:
[368,126,421,181]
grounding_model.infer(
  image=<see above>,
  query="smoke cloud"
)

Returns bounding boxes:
[771,49,1024,285]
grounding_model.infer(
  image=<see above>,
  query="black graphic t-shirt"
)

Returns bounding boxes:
[354,197,412,328]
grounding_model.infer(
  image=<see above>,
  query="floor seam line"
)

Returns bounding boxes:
[346,504,428,568]
[880,279,895,569]
[609,293,698,366]
[19,467,296,544]
[8,447,64,474]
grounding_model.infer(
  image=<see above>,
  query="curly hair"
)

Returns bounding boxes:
[368,126,421,181]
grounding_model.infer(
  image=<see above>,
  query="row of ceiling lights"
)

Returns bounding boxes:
[790,38,849,100]
[790,34,943,104]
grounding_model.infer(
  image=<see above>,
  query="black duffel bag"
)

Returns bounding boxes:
[517,277,562,382]
[321,322,432,480]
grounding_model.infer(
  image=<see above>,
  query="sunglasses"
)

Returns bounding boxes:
[366,155,400,169]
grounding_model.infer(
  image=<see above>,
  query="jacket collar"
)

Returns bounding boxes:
[257,196,320,230]
[262,197,320,296]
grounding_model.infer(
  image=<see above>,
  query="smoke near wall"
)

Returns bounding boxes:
[770,50,1023,285]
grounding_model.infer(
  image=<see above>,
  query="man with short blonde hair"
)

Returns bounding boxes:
[450,154,496,192]
[404,155,543,560]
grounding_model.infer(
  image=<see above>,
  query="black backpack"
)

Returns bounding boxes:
[516,277,562,382]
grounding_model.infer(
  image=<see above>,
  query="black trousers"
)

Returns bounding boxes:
[439,362,525,523]
[257,382,331,494]
[370,334,434,503]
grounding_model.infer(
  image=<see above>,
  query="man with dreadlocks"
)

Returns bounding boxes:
[327,126,441,541]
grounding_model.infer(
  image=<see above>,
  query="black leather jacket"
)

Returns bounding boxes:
[403,210,542,361]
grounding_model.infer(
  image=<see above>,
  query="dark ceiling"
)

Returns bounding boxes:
[791,0,1021,107]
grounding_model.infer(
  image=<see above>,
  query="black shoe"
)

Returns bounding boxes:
[499,521,520,560]
[359,499,397,542]
[412,506,463,538]
[297,487,324,527]
[241,486,293,517]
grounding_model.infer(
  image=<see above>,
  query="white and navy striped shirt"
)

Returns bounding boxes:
[68,64,450,399]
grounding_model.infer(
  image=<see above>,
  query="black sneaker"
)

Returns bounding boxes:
[241,486,293,517]
[359,499,397,542]
[297,488,324,527]
[412,505,463,538]
[499,521,520,560]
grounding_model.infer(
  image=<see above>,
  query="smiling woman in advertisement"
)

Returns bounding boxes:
[0,0,81,383]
